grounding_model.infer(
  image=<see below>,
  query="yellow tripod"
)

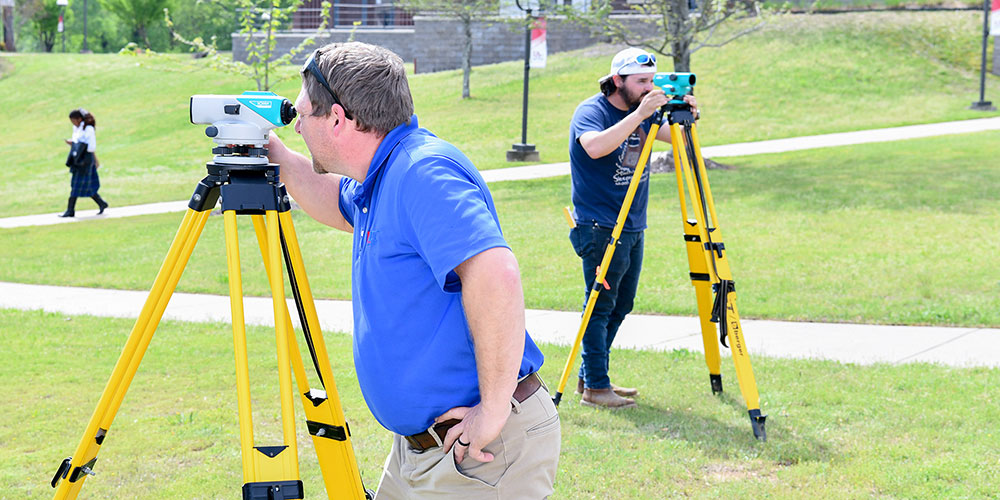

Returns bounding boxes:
[554,102,766,441]
[49,159,372,499]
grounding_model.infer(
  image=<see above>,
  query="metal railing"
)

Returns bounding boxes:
[293,4,414,29]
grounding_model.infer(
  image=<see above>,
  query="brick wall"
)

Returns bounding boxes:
[232,28,415,65]
[231,16,615,73]
[994,36,999,76]
[410,15,603,73]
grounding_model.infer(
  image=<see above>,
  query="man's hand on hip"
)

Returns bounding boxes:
[436,402,510,465]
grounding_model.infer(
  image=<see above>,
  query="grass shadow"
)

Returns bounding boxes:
[615,394,837,466]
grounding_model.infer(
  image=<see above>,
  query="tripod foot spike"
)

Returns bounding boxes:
[709,374,723,394]
[749,409,767,442]
[552,392,563,407]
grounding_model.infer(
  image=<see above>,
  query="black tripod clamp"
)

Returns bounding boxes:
[663,101,697,127]
[188,161,292,215]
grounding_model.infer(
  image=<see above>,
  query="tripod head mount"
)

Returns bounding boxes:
[191,91,296,165]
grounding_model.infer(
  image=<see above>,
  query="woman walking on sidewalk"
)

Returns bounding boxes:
[61,108,108,217]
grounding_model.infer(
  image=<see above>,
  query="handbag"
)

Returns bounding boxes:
[65,141,90,168]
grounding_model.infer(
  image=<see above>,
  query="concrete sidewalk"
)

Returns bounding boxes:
[2,282,996,368]
[3,118,998,369]
[4,117,999,230]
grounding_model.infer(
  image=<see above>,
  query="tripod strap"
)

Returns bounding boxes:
[710,279,735,348]
[278,226,327,390]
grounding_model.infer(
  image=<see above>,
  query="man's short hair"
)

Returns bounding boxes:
[302,42,414,136]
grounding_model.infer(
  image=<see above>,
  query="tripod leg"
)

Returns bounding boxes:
[252,213,369,499]
[224,210,256,481]
[689,125,765,440]
[262,211,302,479]
[671,140,723,394]
[673,123,766,441]
[52,209,211,500]
[554,121,662,405]
[689,241,724,394]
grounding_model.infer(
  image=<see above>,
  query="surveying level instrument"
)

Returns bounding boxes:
[553,74,767,441]
[49,92,373,499]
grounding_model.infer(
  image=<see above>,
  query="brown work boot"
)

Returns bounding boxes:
[581,388,637,409]
[577,378,639,397]
[610,382,639,398]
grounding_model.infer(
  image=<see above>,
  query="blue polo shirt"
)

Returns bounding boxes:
[337,115,545,436]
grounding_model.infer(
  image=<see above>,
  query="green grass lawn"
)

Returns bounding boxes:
[3,309,997,499]
[2,12,998,217]
[3,130,998,327]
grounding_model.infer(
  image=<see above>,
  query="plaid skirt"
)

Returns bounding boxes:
[69,154,100,197]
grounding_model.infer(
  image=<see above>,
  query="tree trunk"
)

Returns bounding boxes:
[41,30,54,52]
[1,6,15,52]
[461,17,472,99]
[139,26,151,49]
[671,48,690,73]
[669,0,692,72]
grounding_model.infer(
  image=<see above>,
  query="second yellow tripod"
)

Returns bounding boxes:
[553,100,767,441]
[49,158,373,499]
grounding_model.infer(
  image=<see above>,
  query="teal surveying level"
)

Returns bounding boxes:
[49,93,373,499]
[553,73,767,441]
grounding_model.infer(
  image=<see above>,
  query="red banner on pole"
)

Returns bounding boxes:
[530,17,546,69]
[992,0,1000,36]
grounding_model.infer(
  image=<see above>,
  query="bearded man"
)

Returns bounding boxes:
[567,48,698,409]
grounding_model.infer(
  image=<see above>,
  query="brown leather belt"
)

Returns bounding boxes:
[404,372,543,452]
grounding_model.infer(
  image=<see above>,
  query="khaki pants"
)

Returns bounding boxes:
[374,387,561,499]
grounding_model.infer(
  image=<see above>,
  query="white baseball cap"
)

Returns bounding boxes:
[599,48,658,84]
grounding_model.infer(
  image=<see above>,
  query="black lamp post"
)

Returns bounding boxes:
[506,0,540,162]
[57,0,67,52]
[80,0,90,53]
[971,0,996,111]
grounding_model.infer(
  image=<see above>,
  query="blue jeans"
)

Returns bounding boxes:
[569,224,644,390]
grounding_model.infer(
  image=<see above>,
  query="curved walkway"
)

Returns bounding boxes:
[2,118,999,367]
[4,116,1000,230]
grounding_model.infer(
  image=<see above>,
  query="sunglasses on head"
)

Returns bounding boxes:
[620,52,656,74]
[635,53,656,65]
[301,50,353,120]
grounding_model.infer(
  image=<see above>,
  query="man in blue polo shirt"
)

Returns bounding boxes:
[568,48,698,409]
[267,42,560,498]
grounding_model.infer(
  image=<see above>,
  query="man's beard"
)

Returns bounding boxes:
[621,85,646,109]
